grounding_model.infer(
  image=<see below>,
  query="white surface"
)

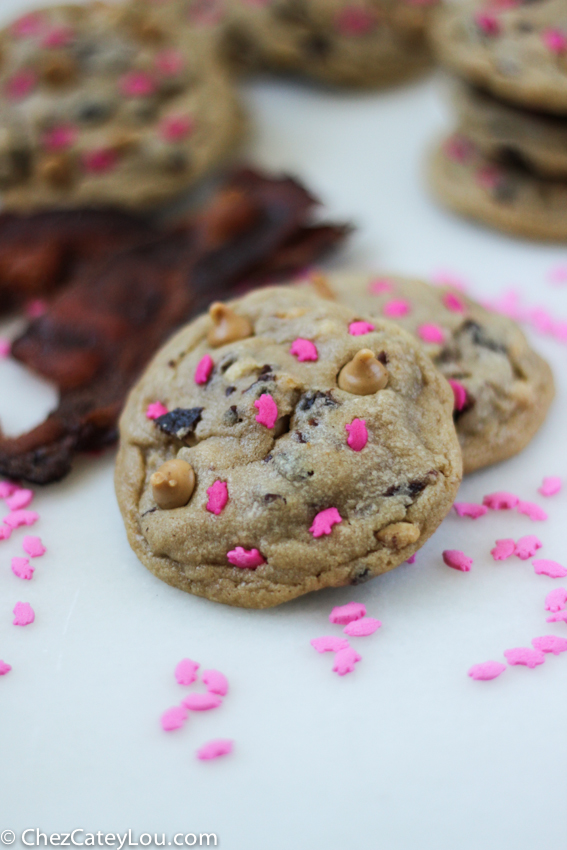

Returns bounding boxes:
[1,27,567,850]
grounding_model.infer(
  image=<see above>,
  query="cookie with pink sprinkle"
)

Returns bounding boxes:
[304,271,554,474]
[116,286,461,608]
[0,3,243,211]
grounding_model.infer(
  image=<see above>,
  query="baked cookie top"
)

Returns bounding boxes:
[0,3,243,210]
[309,271,554,472]
[431,0,567,114]
[115,286,462,608]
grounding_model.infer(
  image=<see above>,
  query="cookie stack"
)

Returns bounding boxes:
[429,0,567,240]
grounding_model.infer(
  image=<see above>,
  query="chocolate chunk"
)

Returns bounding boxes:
[155,407,203,439]
[461,320,507,354]
[225,385,236,396]
[294,431,307,443]
[377,350,389,365]
[263,493,287,504]
[351,567,372,585]
[297,390,339,412]
[222,405,242,426]
[384,479,427,498]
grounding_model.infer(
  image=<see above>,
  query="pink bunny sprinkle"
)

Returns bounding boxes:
[6,489,33,511]
[483,491,519,510]
[309,507,342,538]
[206,481,228,515]
[181,693,222,711]
[345,418,368,451]
[383,299,410,318]
[311,636,350,653]
[4,511,39,529]
[146,401,168,420]
[13,602,35,626]
[448,380,467,412]
[227,547,265,569]
[504,647,545,668]
[468,661,506,681]
[453,502,487,519]
[289,338,318,362]
[443,550,472,572]
[343,617,381,637]
[348,321,375,336]
[533,559,567,578]
[329,602,366,625]
[11,557,34,580]
[531,636,567,655]
[546,610,567,623]
[418,324,445,344]
[194,354,214,385]
[538,476,561,497]
[196,739,233,760]
[175,658,199,686]
[0,481,19,498]
[161,705,188,731]
[254,394,278,429]
[333,646,362,676]
[0,660,11,676]
[514,535,542,560]
[202,670,228,697]
[491,539,515,561]
[517,500,547,522]
[544,587,567,612]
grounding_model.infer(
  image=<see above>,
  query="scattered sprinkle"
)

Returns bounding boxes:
[349,321,375,336]
[468,661,506,681]
[310,507,342,538]
[514,535,542,560]
[4,510,39,529]
[417,323,445,344]
[531,636,567,655]
[491,539,515,561]
[504,647,545,668]
[22,536,46,558]
[195,354,214,385]
[546,610,567,623]
[159,113,194,142]
[333,646,361,676]
[181,693,222,711]
[442,550,472,572]
[483,492,519,510]
[81,147,117,174]
[0,660,12,676]
[5,489,33,511]
[368,278,393,294]
[475,12,500,35]
[448,379,467,412]
[406,553,416,564]
[119,71,156,98]
[343,617,381,637]
[206,481,228,515]
[538,476,561,497]
[196,739,233,761]
[175,658,199,686]
[202,670,228,697]
[13,601,34,626]
[0,525,12,541]
[544,587,567,612]
[254,394,278,429]
[0,338,10,358]
[533,559,567,579]
[517,500,547,522]
[453,502,487,519]
[310,636,350,653]
[227,547,265,569]
[0,481,19,499]
[11,557,34,580]
[345,418,368,451]
[146,401,168,420]
[289,338,318,362]
[329,602,366,625]
[442,292,466,313]
[161,705,188,732]
[542,28,567,54]
[383,298,410,318]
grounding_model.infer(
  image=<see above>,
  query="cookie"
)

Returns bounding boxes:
[115,286,462,608]
[0,4,244,210]
[431,0,567,114]
[304,271,555,473]
[430,132,567,241]
[454,81,567,178]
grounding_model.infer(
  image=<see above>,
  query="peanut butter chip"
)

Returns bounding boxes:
[338,349,388,395]
[150,459,195,509]
[207,302,253,347]
[376,522,420,549]
[310,272,335,300]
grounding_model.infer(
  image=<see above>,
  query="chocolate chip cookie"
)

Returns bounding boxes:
[0,4,244,210]
[115,286,462,608]
[306,271,555,473]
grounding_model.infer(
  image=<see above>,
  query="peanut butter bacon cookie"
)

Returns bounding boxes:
[115,286,462,608]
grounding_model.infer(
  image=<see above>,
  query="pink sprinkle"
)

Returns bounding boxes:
[368,278,393,295]
[175,658,199,686]
[195,354,214,385]
[119,71,156,98]
[544,587,567,612]
[311,636,350,653]
[335,6,375,35]
[483,491,519,511]
[468,661,506,681]
[155,49,185,77]
[406,554,416,564]
[538,476,561,497]
[159,114,194,142]
[546,610,567,623]
[6,489,33,511]
[82,148,117,174]
[418,323,445,345]
[443,550,472,572]
[13,601,34,626]
[0,338,11,358]
[206,481,228,515]
[343,617,381,637]
[146,401,168,420]
[349,321,375,336]
[160,705,188,731]
[475,12,500,35]
[5,70,36,101]
[532,635,567,655]
[41,25,74,48]
[442,292,466,313]
[42,124,76,151]
[333,646,362,676]
[345,418,368,452]
[12,12,44,38]
[196,739,233,761]
[329,602,366,625]
[0,660,11,676]
[383,299,410,318]
[542,28,567,53]
[533,559,567,579]
[443,135,474,164]
[491,539,515,561]
[254,394,278,429]
[202,669,228,697]
[25,299,47,319]
[0,525,12,541]
[181,693,222,711]
[453,502,488,519]
[514,535,542,560]
[0,481,19,499]
[4,510,39,529]
[517,500,547,522]
[310,507,342,538]
[290,338,318,362]
[227,547,265,569]
[11,557,34,580]
[448,379,467,412]
[504,647,545,668]
[477,164,502,191]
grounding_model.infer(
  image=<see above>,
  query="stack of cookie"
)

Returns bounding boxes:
[429,0,567,240]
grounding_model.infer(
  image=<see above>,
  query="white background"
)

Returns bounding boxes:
[1,3,567,848]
